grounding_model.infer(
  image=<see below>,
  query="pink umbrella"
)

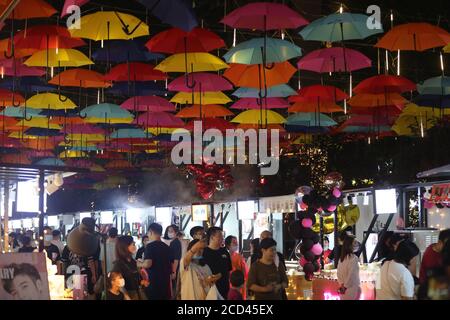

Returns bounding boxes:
[297,47,371,73]
[61,0,90,18]
[0,59,46,77]
[63,124,105,135]
[121,96,175,112]
[133,112,184,127]
[168,72,233,92]
[230,97,289,109]
[25,150,55,158]
[65,159,97,168]
[221,2,308,30]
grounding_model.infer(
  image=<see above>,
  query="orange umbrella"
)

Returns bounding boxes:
[375,23,450,51]
[1,0,56,20]
[176,104,234,118]
[288,100,344,113]
[224,62,296,88]
[0,89,25,106]
[49,69,111,88]
[21,138,57,150]
[0,38,37,58]
[1,153,32,165]
[348,93,409,108]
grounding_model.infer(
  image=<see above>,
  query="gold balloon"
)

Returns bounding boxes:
[311,207,351,234]
[344,205,360,226]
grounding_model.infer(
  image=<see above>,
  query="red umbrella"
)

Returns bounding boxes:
[168,72,233,92]
[105,62,167,81]
[0,88,25,106]
[289,85,349,103]
[121,96,175,112]
[0,59,46,76]
[230,97,289,110]
[6,0,57,20]
[350,105,403,116]
[185,118,235,131]
[221,2,308,30]
[146,27,225,54]
[134,111,184,127]
[353,75,416,94]
[13,25,86,50]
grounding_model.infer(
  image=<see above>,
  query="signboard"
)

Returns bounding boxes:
[0,253,50,300]
[375,189,397,214]
[192,205,209,222]
[430,184,450,202]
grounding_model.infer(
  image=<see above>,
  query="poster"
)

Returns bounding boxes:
[0,252,50,300]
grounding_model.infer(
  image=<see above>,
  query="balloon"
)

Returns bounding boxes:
[311,233,320,244]
[423,200,434,209]
[324,172,344,189]
[302,239,314,251]
[313,261,320,272]
[215,180,224,191]
[303,262,314,274]
[311,243,323,256]
[288,221,303,239]
[327,205,337,212]
[296,186,312,197]
[300,202,308,210]
[304,251,315,262]
[344,205,360,226]
[301,228,315,239]
[333,188,342,198]
[302,218,313,228]
[299,256,308,267]
[312,214,335,234]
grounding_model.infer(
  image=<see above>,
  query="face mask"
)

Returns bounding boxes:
[168,232,176,239]
[44,235,53,242]
[230,245,238,253]
[324,245,329,251]
[117,278,125,288]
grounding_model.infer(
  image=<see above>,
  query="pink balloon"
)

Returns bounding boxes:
[317,207,323,212]
[327,205,337,212]
[424,200,434,209]
[311,243,323,256]
[302,218,313,228]
[333,188,341,198]
[299,257,307,267]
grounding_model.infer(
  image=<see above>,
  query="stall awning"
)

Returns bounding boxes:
[417,164,450,178]
[259,195,296,213]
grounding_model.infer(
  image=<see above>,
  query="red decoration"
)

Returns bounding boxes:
[186,163,234,200]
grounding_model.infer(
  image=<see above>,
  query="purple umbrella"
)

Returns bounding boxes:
[168,73,233,92]
[230,97,289,109]
[121,96,175,112]
[133,111,184,127]
[297,47,371,73]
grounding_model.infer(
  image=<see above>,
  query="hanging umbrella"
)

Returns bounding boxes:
[348,93,409,108]
[185,118,235,131]
[285,113,337,127]
[375,23,450,51]
[224,62,296,88]
[288,101,344,113]
[0,38,37,59]
[414,94,450,108]
[134,112,184,127]
[105,62,167,82]
[171,91,231,104]
[3,107,44,118]
[16,118,62,130]
[289,85,349,103]
[108,81,166,96]
[223,38,302,64]
[168,73,233,92]
[350,105,403,116]
[80,103,134,121]
[61,0,90,18]
[0,88,25,106]
[136,0,197,32]
[62,124,104,135]
[110,128,150,139]
[35,158,66,166]
[230,97,289,109]
[417,76,450,95]
[49,69,111,88]
[341,125,393,133]
[121,96,175,112]
[1,153,32,165]
[297,47,371,73]
[26,93,77,109]
[68,11,149,41]
[65,133,105,142]
[176,105,233,118]
[0,77,56,93]
[233,84,296,98]
[147,27,225,54]
[92,39,164,62]
[59,150,87,158]
[24,49,93,67]
[353,75,416,94]
[221,2,308,30]
[24,127,63,137]
[231,109,286,124]
[0,59,46,77]
[155,52,228,73]
[401,103,450,117]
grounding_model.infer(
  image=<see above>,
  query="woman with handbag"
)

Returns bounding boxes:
[112,236,149,300]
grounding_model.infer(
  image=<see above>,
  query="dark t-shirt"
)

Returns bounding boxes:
[44,244,61,265]
[247,260,288,300]
[136,246,146,260]
[144,240,172,300]
[106,290,125,300]
[112,259,140,292]
[18,246,36,253]
[170,238,182,273]
[203,247,232,299]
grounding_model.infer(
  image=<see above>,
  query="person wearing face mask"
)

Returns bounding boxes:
[323,237,333,264]
[337,233,361,300]
[180,239,222,299]
[163,224,182,299]
[43,226,61,266]
[225,235,248,299]
[111,235,148,300]
[136,235,149,260]
[105,272,131,300]
[190,226,206,241]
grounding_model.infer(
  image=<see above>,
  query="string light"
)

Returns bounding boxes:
[440,53,444,73]
[1,67,3,79]
[281,30,285,40]
[339,3,343,14]
[349,73,353,97]
[344,99,347,114]
[101,39,104,48]
[397,50,400,75]
[97,89,100,104]
[385,50,389,73]
[232,28,236,47]
[420,117,424,138]
[50,67,54,78]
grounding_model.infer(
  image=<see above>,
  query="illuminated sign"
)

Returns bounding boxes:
[192,205,209,222]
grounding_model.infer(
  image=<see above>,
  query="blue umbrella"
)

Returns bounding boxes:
[35,158,66,166]
[0,77,56,93]
[286,112,337,127]
[107,81,167,96]
[417,76,450,95]
[285,125,330,133]
[39,109,80,117]
[92,40,165,63]
[342,125,391,133]
[3,107,45,118]
[223,37,302,65]
[414,94,450,108]
[25,128,63,137]
[233,84,296,98]
[110,128,151,139]
[80,103,133,119]
[137,0,198,32]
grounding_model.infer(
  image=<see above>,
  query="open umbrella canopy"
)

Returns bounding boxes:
[392,115,437,136]
[414,94,450,108]
[289,85,349,103]
[233,84,296,98]
[134,112,184,127]
[401,103,450,117]
[0,38,37,58]
[65,133,105,142]
[0,59,46,77]
[16,118,62,130]
[297,47,371,73]
[105,62,167,81]
[348,93,409,108]
[170,91,232,104]
[137,0,198,32]
[49,69,111,88]
[353,75,416,94]
[13,25,86,50]
[230,97,289,109]
[62,124,104,135]
[231,109,286,124]
[155,52,228,73]
[221,2,308,30]
[24,49,94,67]
[350,105,403,116]
[3,107,45,118]
[59,150,88,158]
[68,11,150,40]
[147,27,225,54]
[26,93,77,110]
[184,118,235,131]
[224,38,302,64]
[92,39,164,62]
[121,96,175,112]
[168,73,233,92]
[0,77,56,93]
[375,23,450,51]
[176,104,233,118]
[417,76,450,95]
[35,158,66,166]
[80,103,134,119]
[299,12,383,42]
[110,128,150,139]
[224,62,296,88]
[286,112,337,127]
[0,89,25,106]
[288,101,344,113]
[5,0,57,20]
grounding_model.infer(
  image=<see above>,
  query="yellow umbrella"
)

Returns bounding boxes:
[26,93,77,110]
[8,132,38,139]
[24,49,93,67]
[401,103,450,117]
[292,134,314,145]
[83,117,134,124]
[171,92,232,105]
[68,11,149,41]
[444,42,450,53]
[15,118,62,130]
[231,109,286,124]
[59,150,87,158]
[65,133,105,142]
[155,53,228,73]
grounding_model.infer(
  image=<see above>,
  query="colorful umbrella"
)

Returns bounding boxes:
[35,158,65,166]
[134,112,184,127]
[110,128,149,139]
[176,105,233,118]
[353,75,416,94]
[288,101,344,113]
[147,27,225,54]
[223,38,302,64]
[26,93,77,110]
[185,118,235,131]
[13,25,86,50]
[61,0,90,18]
[16,118,61,130]
[285,112,336,127]
[105,62,167,81]
[3,107,44,118]
[24,49,94,67]
[155,53,228,73]
[414,94,450,108]
[59,150,87,158]
[6,0,57,20]
[224,62,296,88]
[348,93,409,108]
[170,91,232,105]
[221,2,308,30]
[68,11,149,41]
[417,76,450,95]
[49,69,111,88]
[231,109,286,124]
[297,47,371,73]
[289,85,349,103]
[375,23,450,51]
[0,77,56,93]
[0,88,25,106]
[80,103,134,121]
[121,96,175,112]
[62,124,104,135]
[92,39,164,62]
[0,59,46,77]
[168,73,233,92]
[230,97,289,109]
[350,105,403,116]
[233,84,296,98]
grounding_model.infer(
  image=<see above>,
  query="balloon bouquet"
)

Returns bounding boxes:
[186,162,234,200]
[289,172,344,281]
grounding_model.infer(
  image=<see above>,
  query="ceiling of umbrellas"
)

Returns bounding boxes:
[0,0,450,190]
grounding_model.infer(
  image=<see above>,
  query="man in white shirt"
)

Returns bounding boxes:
[51,230,65,255]
[99,227,118,274]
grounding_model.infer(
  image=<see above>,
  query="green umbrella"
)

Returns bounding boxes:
[110,128,151,139]
[80,103,133,120]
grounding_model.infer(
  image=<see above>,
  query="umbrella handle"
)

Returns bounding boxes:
[114,11,143,36]
[4,18,15,59]
[78,109,87,119]
[12,95,21,107]
[59,90,68,102]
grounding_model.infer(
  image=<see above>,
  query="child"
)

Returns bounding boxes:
[228,270,244,300]
[105,272,130,300]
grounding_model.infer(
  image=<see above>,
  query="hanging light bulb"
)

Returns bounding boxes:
[281,30,285,40]
[390,10,394,23]
[349,73,353,97]
[385,50,389,73]
[165,78,168,89]
[344,99,347,114]
[329,71,332,76]
[1,66,3,79]
[397,50,400,75]
[440,52,444,73]
[97,89,100,104]
[232,28,237,47]
[101,39,104,48]
[339,3,343,14]
[51,67,54,78]
[297,71,301,90]
[420,117,424,138]
[368,137,371,144]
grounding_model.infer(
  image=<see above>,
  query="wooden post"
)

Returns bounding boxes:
[3,181,10,253]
